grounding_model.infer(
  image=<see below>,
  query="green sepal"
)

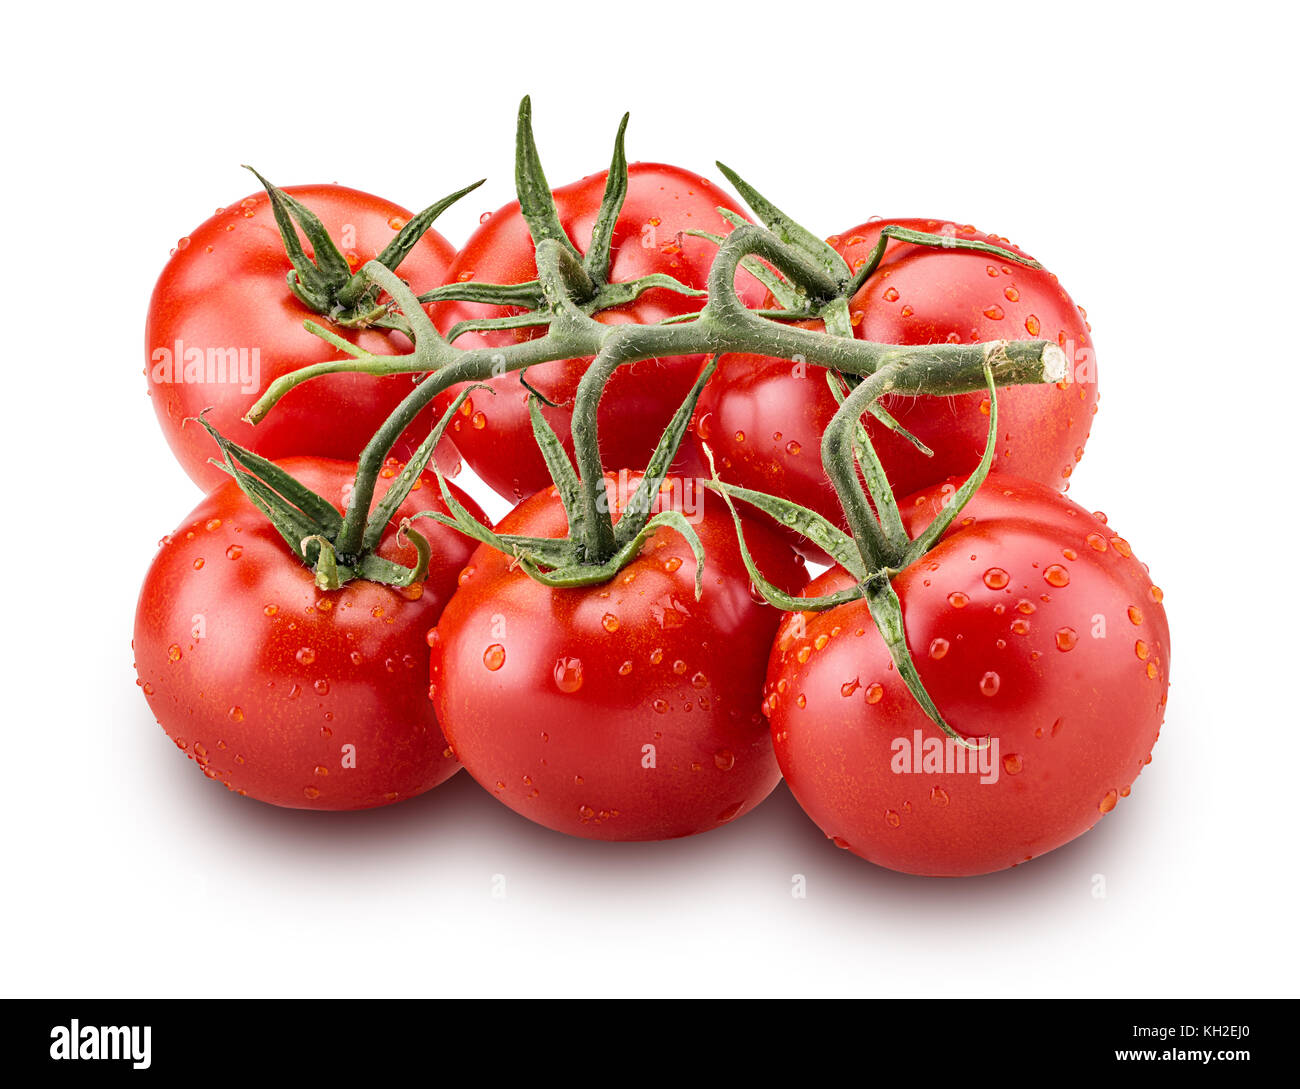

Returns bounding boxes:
[704,446,863,610]
[715,163,851,289]
[845,224,1042,298]
[418,281,548,308]
[196,415,341,534]
[516,509,707,599]
[614,357,718,549]
[705,479,865,578]
[245,166,352,309]
[824,371,908,552]
[362,384,490,551]
[863,575,984,749]
[901,357,998,566]
[446,311,553,344]
[527,392,584,532]
[515,97,584,265]
[584,113,630,286]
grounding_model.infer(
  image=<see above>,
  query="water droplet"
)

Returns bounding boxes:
[314,678,330,695]
[601,613,620,633]
[553,656,584,692]
[1044,565,1070,587]
[840,678,860,698]
[884,809,901,827]
[1003,753,1023,775]
[717,801,744,823]
[1149,585,1164,604]
[983,304,1005,320]
[303,786,321,800]
[983,567,1010,589]
[864,683,884,705]
[1055,627,1078,652]
[296,647,316,665]
[930,787,949,807]
[948,591,969,609]
[1099,789,1118,813]
[167,644,182,662]
[713,750,735,771]
[785,440,802,456]
[1128,606,1143,625]
[979,671,1001,697]
[929,637,950,659]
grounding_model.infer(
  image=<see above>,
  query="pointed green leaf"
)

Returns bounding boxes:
[515,96,582,261]
[615,357,717,548]
[716,163,851,286]
[583,113,629,285]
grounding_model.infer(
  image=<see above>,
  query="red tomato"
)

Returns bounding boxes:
[429,474,808,840]
[431,165,764,501]
[147,185,461,493]
[694,219,1097,553]
[133,458,485,810]
[765,474,1168,876]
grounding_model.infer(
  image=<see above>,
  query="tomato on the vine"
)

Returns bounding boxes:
[430,165,765,501]
[147,185,461,492]
[765,474,1168,876]
[429,473,808,840]
[134,457,486,809]
[695,219,1096,552]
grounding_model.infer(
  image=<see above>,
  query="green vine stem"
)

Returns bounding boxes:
[221,99,1064,594]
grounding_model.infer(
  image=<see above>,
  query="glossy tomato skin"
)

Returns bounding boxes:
[695,219,1097,553]
[767,474,1168,876]
[147,185,461,493]
[133,458,485,809]
[430,474,808,840]
[431,165,765,501]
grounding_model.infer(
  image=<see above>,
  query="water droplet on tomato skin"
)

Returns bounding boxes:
[979,671,1001,697]
[1055,627,1078,652]
[841,678,860,698]
[1099,789,1118,814]
[864,683,884,705]
[884,809,902,828]
[929,638,949,660]
[1128,606,1144,625]
[553,657,583,692]
[948,591,970,609]
[714,750,735,771]
[1044,565,1070,588]
[296,647,316,666]
[983,568,1010,589]
[167,644,182,662]
[228,706,244,723]
[930,787,950,807]
[601,613,620,633]
[1003,753,1023,775]
[717,802,744,823]
[831,835,852,849]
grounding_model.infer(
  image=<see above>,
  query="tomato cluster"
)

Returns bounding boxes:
[134,104,1168,877]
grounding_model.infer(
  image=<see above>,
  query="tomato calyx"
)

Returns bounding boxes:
[708,340,1067,745]
[415,98,708,343]
[413,365,713,596]
[194,414,436,590]
[244,166,483,334]
[686,164,1042,340]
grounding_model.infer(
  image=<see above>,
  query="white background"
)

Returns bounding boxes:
[2,1,1295,997]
